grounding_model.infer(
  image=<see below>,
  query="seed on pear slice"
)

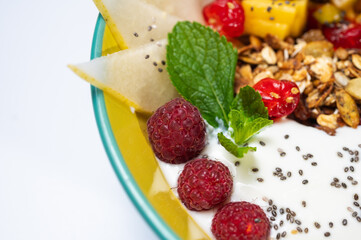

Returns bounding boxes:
[93,0,181,49]
[69,39,179,113]
[143,0,210,24]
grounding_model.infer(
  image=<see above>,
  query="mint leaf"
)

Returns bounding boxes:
[229,110,273,144]
[232,86,269,120]
[167,21,237,128]
[218,132,256,158]
[218,86,273,158]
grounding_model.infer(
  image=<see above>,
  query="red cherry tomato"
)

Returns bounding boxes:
[323,22,361,49]
[253,78,300,119]
[203,0,245,38]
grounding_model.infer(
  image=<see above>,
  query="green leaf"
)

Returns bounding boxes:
[229,110,273,144]
[232,86,269,120]
[166,21,237,128]
[218,132,256,158]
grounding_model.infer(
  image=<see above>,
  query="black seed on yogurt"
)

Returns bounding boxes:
[133,32,139,37]
[302,201,306,207]
[252,168,259,172]
[342,219,348,226]
[254,218,261,223]
[153,62,157,66]
[334,177,339,182]
[338,152,343,158]
[280,208,285,214]
[268,199,273,205]
[325,232,331,237]
[257,177,264,182]
[352,181,358,185]
[353,212,358,217]
[297,227,303,232]
[348,176,354,181]
[281,231,287,237]
[145,54,150,59]
[280,152,286,157]
[311,162,317,166]
[299,170,303,176]
[342,183,347,188]
[302,180,309,185]
[329,222,333,228]
[158,68,163,72]
[357,216,361,222]
[259,141,266,146]
[234,161,240,166]
[314,222,321,229]
[287,172,292,177]
[354,202,360,207]
[284,134,289,139]
[296,146,300,151]
[304,228,309,233]
[295,220,302,225]
[350,166,355,172]
[161,60,166,65]
[355,194,359,201]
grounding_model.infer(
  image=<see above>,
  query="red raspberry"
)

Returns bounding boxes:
[177,158,233,211]
[203,0,245,38]
[253,78,300,119]
[147,98,206,164]
[212,201,270,240]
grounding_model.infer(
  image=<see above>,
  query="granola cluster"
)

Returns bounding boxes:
[232,30,361,135]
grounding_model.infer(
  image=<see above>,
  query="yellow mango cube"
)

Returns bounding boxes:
[244,18,291,39]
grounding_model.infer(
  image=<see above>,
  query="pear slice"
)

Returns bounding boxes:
[93,0,181,49]
[142,0,209,24]
[69,39,179,113]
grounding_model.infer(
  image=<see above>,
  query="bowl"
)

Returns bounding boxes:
[90,14,210,240]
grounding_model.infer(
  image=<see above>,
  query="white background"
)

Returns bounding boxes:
[0,1,158,239]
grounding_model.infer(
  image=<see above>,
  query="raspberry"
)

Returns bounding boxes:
[212,201,270,240]
[203,0,245,38]
[177,158,233,211]
[147,98,206,164]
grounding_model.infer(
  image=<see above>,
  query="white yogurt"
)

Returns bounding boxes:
[157,119,361,239]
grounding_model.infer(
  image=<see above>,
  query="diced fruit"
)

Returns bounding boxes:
[290,0,308,37]
[331,0,357,10]
[203,0,245,37]
[211,201,270,240]
[242,0,307,39]
[147,98,206,164]
[177,158,233,210]
[244,18,290,39]
[313,3,343,24]
[93,0,180,49]
[253,78,300,119]
[323,22,361,49]
[69,39,179,113]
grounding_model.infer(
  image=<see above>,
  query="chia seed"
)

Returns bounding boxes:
[252,168,259,172]
[352,181,358,185]
[148,26,153,31]
[354,202,360,207]
[342,183,347,188]
[355,194,359,200]
[334,177,339,182]
[158,68,163,72]
[311,162,317,166]
[257,178,264,182]
[295,220,302,225]
[353,212,358,217]
[145,55,150,59]
[302,180,309,185]
[304,228,309,233]
[287,172,292,177]
[270,17,275,20]
[338,152,343,158]
[280,152,286,157]
[268,199,273,205]
[267,6,272,12]
[296,146,300,151]
[280,176,286,180]
[324,232,331,237]
[280,208,284,214]
[314,222,321,229]
[348,176,354,181]
[259,141,265,146]
[276,168,282,172]
[133,32,139,37]
[350,166,355,172]
[342,219,348,225]
[161,60,166,65]
[234,161,240,166]
[303,155,309,160]
[329,222,333,228]
[272,210,277,217]
[297,227,303,232]
[299,170,303,176]
[153,62,157,66]
[302,201,306,207]
[345,167,349,172]
[150,38,154,42]
[357,216,361,222]
[284,134,289,139]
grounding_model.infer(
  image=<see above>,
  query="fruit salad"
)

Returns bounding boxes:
[70,0,361,239]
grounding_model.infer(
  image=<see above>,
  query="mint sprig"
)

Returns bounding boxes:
[166,22,272,158]
[166,21,237,128]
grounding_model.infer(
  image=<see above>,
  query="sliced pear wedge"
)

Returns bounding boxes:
[93,0,180,49]
[69,39,179,113]
[142,0,208,23]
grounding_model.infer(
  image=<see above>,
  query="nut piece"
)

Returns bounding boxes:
[335,48,348,60]
[317,114,340,129]
[336,89,360,128]
[303,41,334,58]
[345,78,361,100]
[250,35,262,51]
[334,71,350,87]
[352,54,361,70]
[261,46,277,65]
[253,70,274,84]
[310,57,334,83]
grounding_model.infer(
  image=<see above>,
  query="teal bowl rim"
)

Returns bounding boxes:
[90,14,180,240]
